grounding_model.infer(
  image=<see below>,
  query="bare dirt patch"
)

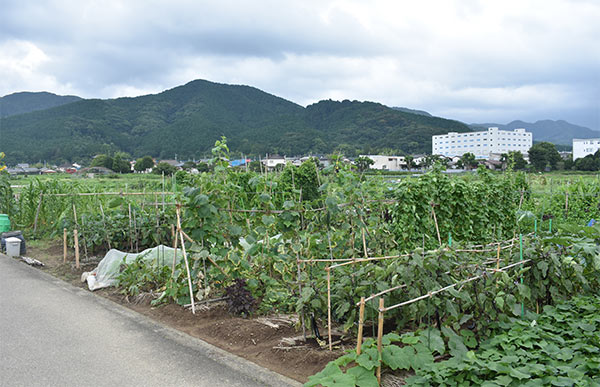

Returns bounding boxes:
[27,239,343,383]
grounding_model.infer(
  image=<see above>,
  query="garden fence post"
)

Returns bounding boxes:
[327,266,332,351]
[74,229,80,269]
[356,297,365,355]
[63,228,67,263]
[520,233,524,318]
[376,297,385,385]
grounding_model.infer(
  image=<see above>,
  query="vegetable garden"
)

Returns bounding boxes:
[2,146,600,385]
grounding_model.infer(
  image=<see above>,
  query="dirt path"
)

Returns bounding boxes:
[28,240,343,383]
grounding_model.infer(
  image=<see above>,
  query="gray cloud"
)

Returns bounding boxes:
[0,0,598,130]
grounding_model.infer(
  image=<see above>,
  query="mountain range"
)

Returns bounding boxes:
[0,80,470,164]
[0,92,81,118]
[0,80,596,164]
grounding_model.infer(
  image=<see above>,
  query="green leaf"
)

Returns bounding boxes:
[509,367,531,380]
[347,366,378,387]
[382,345,413,370]
[411,344,434,370]
[356,347,380,370]
[262,215,275,226]
[418,328,445,355]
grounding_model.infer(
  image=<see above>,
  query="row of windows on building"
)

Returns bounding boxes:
[434,132,530,139]
[437,138,529,144]
[435,143,528,150]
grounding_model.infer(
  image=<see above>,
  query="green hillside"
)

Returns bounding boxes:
[0,91,82,117]
[0,80,471,163]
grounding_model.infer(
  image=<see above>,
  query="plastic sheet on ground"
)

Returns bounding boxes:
[82,245,183,291]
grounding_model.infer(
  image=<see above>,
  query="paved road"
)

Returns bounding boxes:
[0,254,300,387]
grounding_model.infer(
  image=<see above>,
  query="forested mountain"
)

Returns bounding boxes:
[470,120,599,145]
[0,79,470,163]
[0,92,82,117]
[392,107,432,117]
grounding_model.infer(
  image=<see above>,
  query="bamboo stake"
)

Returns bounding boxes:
[80,215,89,259]
[172,226,179,275]
[133,208,139,253]
[297,253,306,340]
[327,266,332,351]
[33,193,43,233]
[176,205,195,314]
[431,204,442,247]
[99,203,111,250]
[128,203,134,252]
[74,229,80,269]
[376,298,384,385]
[356,297,365,355]
[361,228,368,258]
[63,228,67,263]
[171,224,175,247]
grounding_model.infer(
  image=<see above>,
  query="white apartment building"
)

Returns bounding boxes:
[361,155,406,171]
[432,127,532,159]
[572,138,600,161]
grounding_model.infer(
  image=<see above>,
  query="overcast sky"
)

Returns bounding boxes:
[1,0,598,129]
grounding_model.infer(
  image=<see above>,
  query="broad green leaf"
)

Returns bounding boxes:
[356,347,380,370]
[382,345,413,370]
[347,366,378,387]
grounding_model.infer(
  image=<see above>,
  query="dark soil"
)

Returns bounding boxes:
[28,240,344,383]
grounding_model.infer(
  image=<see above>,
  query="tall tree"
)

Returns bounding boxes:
[354,156,374,172]
[134,155,155,172]
[528,142,561,171]
[460,152,477,170]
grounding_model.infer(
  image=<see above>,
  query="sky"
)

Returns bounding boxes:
[1,0,599,129]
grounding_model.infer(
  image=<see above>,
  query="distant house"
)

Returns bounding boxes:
[262,154,286,170]
[360,155,406,171]
[159,160,184,168]
[7,166,41,175]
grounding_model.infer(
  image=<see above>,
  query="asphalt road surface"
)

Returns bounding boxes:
[0,254,300,387]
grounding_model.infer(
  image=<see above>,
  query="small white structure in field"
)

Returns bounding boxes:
[360,155,406,171]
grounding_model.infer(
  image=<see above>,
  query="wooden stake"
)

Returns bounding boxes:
[133,208,139,253]
[357,297,365,355]
[99,203,111,250]
[297,254,306,340]
[63,228,67,263]
[74,229,80,269]
[176,205,196,314]
[327,266,332,351]
[128,203,134,252]
[431,204,442,247]
[376,297,384,385]
[361,228,368,258]
[33,193,43,233]
[172,226,178,275]
[72,203,78,226]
